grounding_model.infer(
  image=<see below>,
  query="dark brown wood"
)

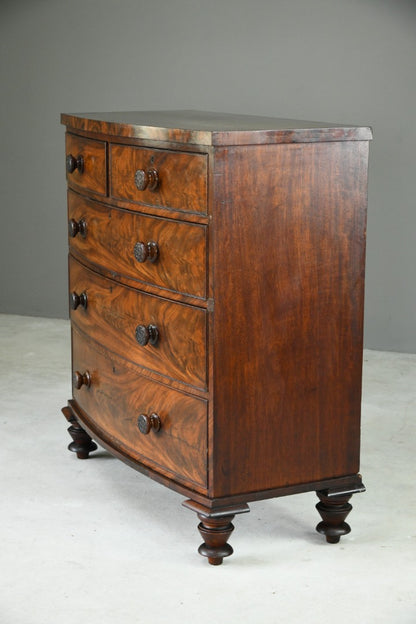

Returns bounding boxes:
[315,490,354,543]
[134,167,159,191]
[62,404,97,459]
[67,190,207,299]
[68,217,87,238]
[137,413,161,435]
[133,241,159,264]
[70,291,88,310]
[73,370,91,389]
[135,324,159,347]
[65,397,365,510]
[61,110,372,145]
[211,140,369,497]
[61,110,371,563]
[197,515,235,565]
[65,133,107,195]
[182,499,250,565]
[66,153,84,174]
[110,144,207,213]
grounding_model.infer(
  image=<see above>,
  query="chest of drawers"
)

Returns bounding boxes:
[61,110,372,565]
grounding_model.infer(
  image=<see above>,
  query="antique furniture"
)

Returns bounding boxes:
[61,110,372,565]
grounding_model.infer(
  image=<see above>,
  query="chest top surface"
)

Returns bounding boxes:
[61,109,372,145]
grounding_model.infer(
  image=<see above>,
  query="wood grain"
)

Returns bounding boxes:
[61,111,371,559]
[68,190,207,299]
[69,256,207,390]
[61,110,372,146]
[65,133,107,195]
[72,327,208,490]
[211,140,369,496]
[110,144,207,213]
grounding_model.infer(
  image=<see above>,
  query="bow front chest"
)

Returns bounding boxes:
[61,110,372,564]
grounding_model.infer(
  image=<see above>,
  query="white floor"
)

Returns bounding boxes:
[1,314,415,624]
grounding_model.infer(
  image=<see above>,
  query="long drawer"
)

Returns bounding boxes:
[72,327,208,490]
[69,256,207,390]
[68,190,207,299]
[110,144,207,214]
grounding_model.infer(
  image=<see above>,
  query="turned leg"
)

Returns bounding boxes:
[315,490,354,544]
[197,514,235,565]
[62,405,97,459]
[183,500,249,565]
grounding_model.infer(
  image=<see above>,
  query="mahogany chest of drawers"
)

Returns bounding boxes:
[61,110,372,564]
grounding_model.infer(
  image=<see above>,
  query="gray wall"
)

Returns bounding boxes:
[1,0,415,352]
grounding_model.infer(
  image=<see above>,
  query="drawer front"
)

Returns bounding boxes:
[68,191,207,298]
[72,328,207,489]
[110,144,207,214]
[69,256,207,390]
[66,133,107,195]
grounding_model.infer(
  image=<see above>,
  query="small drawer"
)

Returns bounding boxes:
[110,144,207,214]
[69,256,207,390]
[72,328,207,490]
[68,191,207,299]
[66,133,107,195]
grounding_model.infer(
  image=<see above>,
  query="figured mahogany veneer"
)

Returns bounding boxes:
[67,190,207,298]
[69,256,207,390]
[110,144,207,213]
[61,110,372,565]
[72,327,208,490]
[65,133,107,196]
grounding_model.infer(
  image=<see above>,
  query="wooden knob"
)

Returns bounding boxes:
[134,168,159,191]
[70,291,88,310]
[137,413,161,435]
[73,370,91,389]
[66,153,84,174]
[133,241,159,263]
[135,324,159,346]
[68,218,87,238]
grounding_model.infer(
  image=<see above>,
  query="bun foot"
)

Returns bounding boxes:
[62,404,97,459]
[197,515,235,565]
[67,424,98,459]
[183,499,249,565]
[206,556,226,566]
[315,490,353,543]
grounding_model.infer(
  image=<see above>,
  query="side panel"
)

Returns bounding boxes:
[211,141,369,497]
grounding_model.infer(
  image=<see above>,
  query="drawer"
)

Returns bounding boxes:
[66,133,107,195]
[110,144,207,214]
[72,328,207,490]
[69,256,207,390]
[68,191,207,299]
